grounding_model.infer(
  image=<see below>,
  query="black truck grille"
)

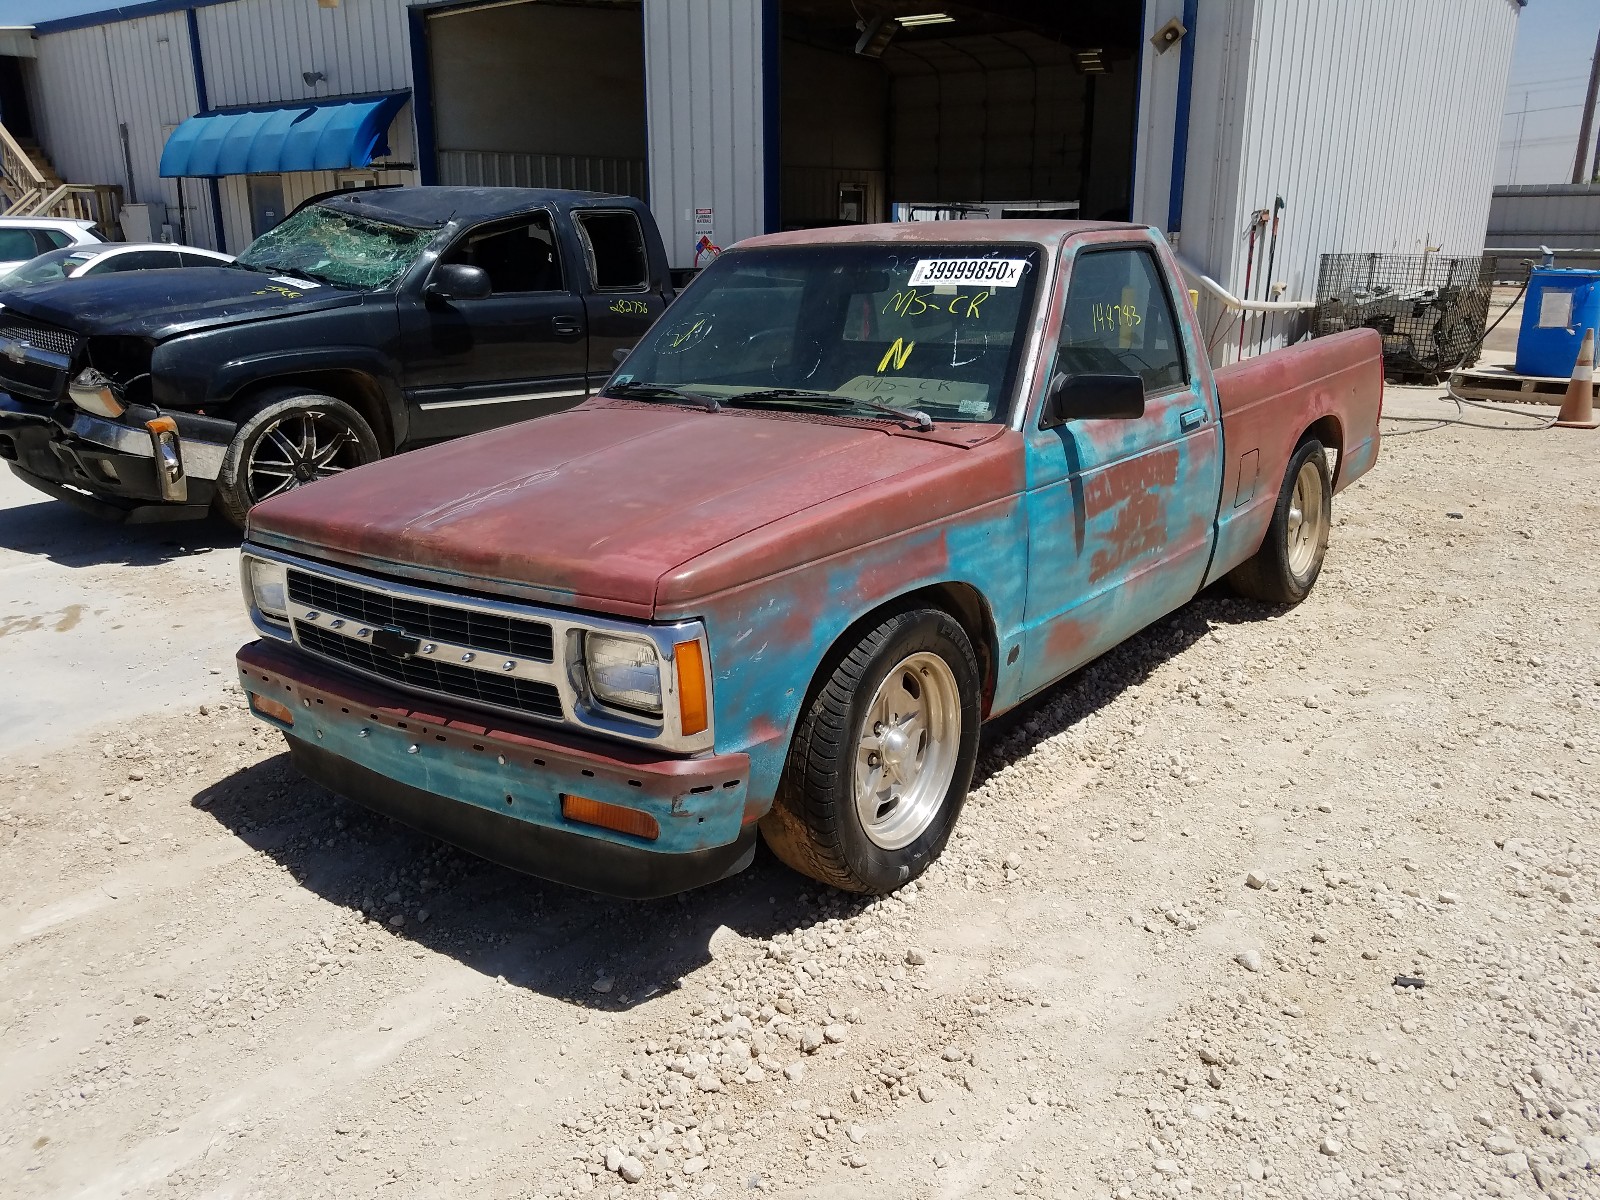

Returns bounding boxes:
[287,570,554,661]
[0,318,82,358]
[295,625,564,720]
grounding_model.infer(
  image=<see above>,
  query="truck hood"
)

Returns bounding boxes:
[0,266,363,339]
[248,400,997,617]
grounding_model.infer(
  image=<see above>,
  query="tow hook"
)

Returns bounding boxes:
[145,416,188,502]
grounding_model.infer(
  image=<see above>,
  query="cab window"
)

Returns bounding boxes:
[575,210,649,291]
[1058,247,1187,392]
[443,212,564,294]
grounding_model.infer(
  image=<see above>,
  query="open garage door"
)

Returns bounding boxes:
[779,1,1142,228]
[422,0,647,199]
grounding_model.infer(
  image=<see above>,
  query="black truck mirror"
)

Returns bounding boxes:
[1040,372,1146,429]
[427,263,492,301]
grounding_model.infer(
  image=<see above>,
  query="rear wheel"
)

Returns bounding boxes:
[215,389,379,528]
[760,608,980,894]
[1228,438,1332,604]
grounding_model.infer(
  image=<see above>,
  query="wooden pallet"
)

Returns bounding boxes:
[1448,366,1594,407]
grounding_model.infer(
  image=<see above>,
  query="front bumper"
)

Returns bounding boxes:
[0,393,230,520]
[237,639,757,899]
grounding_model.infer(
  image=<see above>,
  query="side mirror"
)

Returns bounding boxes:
[427,263,491,301]
[1039,372,1146,429]
[612,347,630,365]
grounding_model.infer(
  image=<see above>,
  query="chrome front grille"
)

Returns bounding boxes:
[286,567,564,723]
[288,569,553,661]
[0,318,82,358]
[295,624,563,719]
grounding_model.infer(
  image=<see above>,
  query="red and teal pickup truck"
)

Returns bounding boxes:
[234,221,1381,898]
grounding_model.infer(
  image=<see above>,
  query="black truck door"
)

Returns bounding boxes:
[400,210,589,441]
[572,208,669,380]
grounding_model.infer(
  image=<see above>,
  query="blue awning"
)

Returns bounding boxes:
[159,92,410,178]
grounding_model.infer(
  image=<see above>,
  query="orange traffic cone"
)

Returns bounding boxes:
[1556,326,1600,429]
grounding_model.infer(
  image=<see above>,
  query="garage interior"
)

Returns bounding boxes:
[422,0,647,197]
[779,1,1142,229]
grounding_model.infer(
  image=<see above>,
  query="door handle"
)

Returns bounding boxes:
[1180,406,1207,431]
[552,315,583,336]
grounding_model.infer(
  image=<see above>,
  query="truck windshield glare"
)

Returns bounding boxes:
[236,204,434,290]
[610,244,1044,424]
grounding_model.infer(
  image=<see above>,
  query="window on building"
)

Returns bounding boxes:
[574,209,648,291]
[1057,247,1187,392]
[443,212,563,294]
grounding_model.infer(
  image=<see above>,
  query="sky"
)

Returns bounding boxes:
[0,0,1589,185]
[1499,0,1600,183]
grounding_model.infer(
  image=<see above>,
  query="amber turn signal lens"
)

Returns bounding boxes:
[674,639,709,736]
[561,794,660,841]
[249,693,295,726]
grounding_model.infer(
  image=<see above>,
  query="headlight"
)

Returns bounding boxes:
[584,632,663,715]
[69,368,124,419]
[245,557,289,622]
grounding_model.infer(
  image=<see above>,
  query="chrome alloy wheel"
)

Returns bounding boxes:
[854,651,962,850]
[247,410,364,503]
[1285,457,1328,577]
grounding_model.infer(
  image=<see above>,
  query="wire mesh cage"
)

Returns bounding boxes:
[1311,253,1494,375]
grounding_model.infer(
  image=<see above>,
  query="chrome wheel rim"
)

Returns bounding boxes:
[1285,458,1327,577]
[855,651,961,850]
[247,411,363,503]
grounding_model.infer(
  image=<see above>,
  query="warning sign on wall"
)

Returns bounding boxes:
[694,207,714,234]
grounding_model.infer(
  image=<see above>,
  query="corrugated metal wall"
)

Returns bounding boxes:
[643,0,767,267]
[1488,184,1600,249]
[23,0,419,254]
[1135,0,1519,365]
[22,10,220,248]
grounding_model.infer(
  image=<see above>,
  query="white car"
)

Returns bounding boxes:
[0,217,103,274]
[0,241,234,290]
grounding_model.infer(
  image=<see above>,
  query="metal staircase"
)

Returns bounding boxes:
[0,121,122,234]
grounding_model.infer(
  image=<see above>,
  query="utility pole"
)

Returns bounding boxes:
[1574,25,1600,183]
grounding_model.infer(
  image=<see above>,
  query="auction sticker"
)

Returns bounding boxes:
[908,258,1027,287]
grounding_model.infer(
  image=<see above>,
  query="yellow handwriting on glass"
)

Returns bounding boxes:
[877,338,915,372]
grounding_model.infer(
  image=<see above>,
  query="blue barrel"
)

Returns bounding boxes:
[1516,267,1600,377]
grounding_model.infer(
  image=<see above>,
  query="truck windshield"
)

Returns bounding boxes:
[236,204,433,290]
[612,243,1043,424]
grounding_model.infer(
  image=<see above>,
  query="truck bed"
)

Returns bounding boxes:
[1205,328,1384,587]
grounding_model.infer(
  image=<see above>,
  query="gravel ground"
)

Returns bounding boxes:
[1,383,1597,1200]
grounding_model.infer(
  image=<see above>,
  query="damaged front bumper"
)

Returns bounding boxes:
[0,393,232,520]
[237,639,758,899]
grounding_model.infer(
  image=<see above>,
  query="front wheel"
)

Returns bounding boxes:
[215,390,380,528]
[760,608,981,894]
[1227,438,1332,604]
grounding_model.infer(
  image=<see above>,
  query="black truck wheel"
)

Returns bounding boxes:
[760,607,981,894]
[216,389,380,528]
[1227,438,1332,605]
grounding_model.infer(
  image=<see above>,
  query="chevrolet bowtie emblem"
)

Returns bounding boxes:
[370,624,421,658]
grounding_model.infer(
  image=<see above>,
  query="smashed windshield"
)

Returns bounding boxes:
[611,243,1043,423]
[236,204,434,290]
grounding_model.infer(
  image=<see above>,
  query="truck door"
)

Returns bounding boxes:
[400,210,590,442]
[572,207,670,379]
[1019,240,1222,698]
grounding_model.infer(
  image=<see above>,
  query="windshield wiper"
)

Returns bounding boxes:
[605,381,722,412]
[726,388,933,431]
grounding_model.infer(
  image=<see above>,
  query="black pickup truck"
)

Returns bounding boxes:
[0,187,672,525]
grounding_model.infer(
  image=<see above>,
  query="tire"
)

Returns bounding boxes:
[1227,438,1333,605]
[215,389,380,529]
[760,607,981,894]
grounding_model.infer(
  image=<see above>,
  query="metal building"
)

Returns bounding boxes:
[0,0,1520,363]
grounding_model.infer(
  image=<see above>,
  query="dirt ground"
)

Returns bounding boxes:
[1,382,1597,1200]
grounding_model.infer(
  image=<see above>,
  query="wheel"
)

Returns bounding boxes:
[1227,438,1332,605]
[760,607,981,894]
[215,389,380,528]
